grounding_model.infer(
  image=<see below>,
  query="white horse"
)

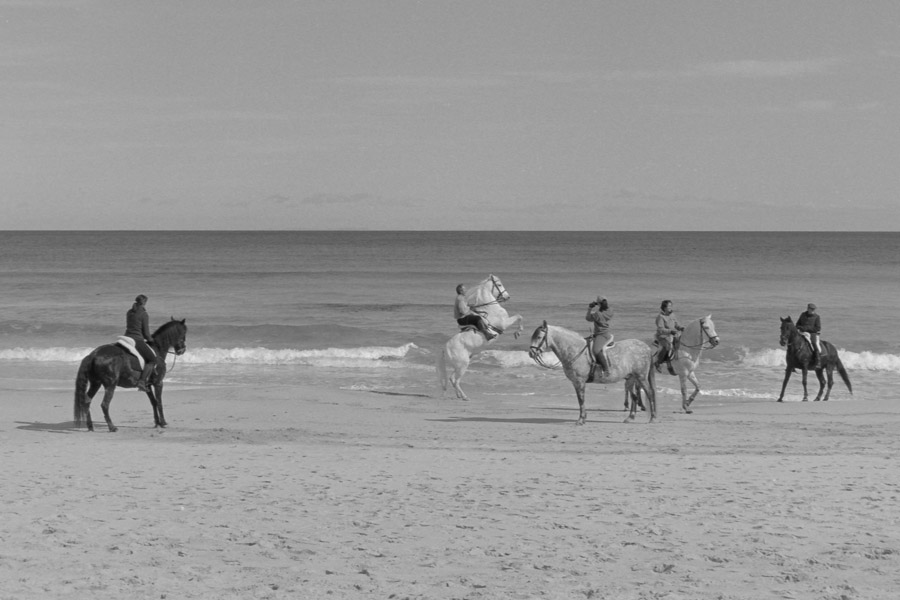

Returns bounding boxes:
[438,274,524,401]
[652,315,719,413]
[529,321,658,424]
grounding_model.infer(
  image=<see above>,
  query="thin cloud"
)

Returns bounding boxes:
[605,58,839,82]
[691,59,837,78]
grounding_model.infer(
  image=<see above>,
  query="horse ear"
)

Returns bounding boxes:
[542,319,548,327]
[181,318,186,324]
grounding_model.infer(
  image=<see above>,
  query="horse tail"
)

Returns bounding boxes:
[834,355,853,395]
[73,354,93,427]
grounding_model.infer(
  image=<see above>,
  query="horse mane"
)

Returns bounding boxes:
[152,318,186,340]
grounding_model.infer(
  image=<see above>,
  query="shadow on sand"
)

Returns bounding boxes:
[16,421,81,434]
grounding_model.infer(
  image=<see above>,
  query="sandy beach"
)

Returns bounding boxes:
[1,379,898,600]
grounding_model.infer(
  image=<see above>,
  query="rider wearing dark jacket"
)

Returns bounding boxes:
[796,303,822,365]
[125,294,156,391]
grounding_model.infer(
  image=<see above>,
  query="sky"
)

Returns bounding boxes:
[2,1,899,231]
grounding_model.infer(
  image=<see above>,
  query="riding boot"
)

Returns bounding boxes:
[136,362,155,392]
[812,351,821,369]
[598,352,609,378]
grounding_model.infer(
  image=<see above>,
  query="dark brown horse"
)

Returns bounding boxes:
[74,319,187,431]
[777,316,851,402]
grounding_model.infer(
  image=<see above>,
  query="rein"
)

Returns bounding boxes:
[529,323,585,370]
[678,320,718,350]
[471,275,509,309]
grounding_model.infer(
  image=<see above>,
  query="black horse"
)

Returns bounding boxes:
[74,319,187,431]
[777,316,851,402]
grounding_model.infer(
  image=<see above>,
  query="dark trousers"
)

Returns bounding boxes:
[457,315,491,337]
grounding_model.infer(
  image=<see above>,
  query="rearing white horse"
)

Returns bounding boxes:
[438,274,524,401]
[653,315,719,413]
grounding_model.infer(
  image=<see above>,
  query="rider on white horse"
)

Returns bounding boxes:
[654,299,684,372]
[585,295,613,378]
[454,284,496,340]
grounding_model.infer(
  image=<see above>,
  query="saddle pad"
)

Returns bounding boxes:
[116,336,145,368]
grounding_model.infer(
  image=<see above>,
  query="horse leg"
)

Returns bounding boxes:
[84,381,101,432]
[814,368,828,402]
[574,382,587,425]
[148,383,166,428]
[636,375,657,423]
[678,374,691,414]
[99,385,118,432]
[800,368,809,401]
[777,367,792,402]
[822,365,835,401]
[685,372,701,412]
[449,357,470,401]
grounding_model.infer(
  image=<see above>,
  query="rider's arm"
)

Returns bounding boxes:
[140,312,151,341]
[455,296,471,318]
[655,314,670,336]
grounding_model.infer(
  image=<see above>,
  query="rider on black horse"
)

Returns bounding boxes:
[796,302,822,367]
[125,294,157,391]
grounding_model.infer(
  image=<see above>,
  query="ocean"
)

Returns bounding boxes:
[1,231,897,408]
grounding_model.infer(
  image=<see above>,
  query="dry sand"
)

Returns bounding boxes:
[1,378,898,600]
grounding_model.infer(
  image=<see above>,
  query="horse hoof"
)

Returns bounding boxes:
[684,409,693,414]
[109,427,118,433]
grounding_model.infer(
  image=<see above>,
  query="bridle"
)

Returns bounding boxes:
[471,275,509,310]
[529,322,579,370]
[678,318,719,350]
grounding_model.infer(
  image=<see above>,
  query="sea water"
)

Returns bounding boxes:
[0,231,896,406]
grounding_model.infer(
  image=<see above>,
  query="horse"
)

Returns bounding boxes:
[777,316,852,402]
[652,315,720,414]
[74,318,187,432]
[529,321,657,424]
[438,274,524,401]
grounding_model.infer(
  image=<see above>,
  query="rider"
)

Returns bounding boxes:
[585,295,613,377]
[124,294,157,392]
[654,299,684,372]
[454,284,497,340]
[796,302,822,367]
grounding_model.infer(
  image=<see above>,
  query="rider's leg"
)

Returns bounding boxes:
[135,342,157,392]
[598,349,609,376]
[811,333,821,366]
[137,361,155,392]
[595,333,611,375]
[655,338,670,371]
[478,316,496,339]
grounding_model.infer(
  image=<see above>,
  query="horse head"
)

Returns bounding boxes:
[699,315,719,348]
[153,318,188,356]
[487,274,510,302]
[528,320,550,360]
[779,316,795,347]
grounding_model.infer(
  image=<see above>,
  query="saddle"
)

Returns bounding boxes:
[458,323,501,339]
[116,336,155,369]
[799,332,821,353]
[652,339,678,376]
